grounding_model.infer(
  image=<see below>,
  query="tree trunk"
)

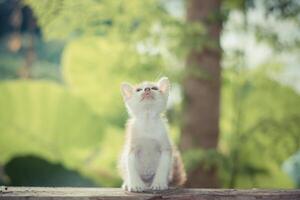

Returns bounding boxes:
[180,0,222,188]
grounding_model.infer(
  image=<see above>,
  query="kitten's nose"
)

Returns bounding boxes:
[144,87,150,92]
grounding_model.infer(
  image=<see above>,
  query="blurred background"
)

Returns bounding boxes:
[0,0,299,188]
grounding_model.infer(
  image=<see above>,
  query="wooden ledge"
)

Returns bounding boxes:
[1,186,300,200]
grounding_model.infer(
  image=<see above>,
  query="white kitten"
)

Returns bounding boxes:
[119,77,186,192]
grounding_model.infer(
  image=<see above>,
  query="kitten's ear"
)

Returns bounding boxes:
[158,77,170,93]
[121,82,133,100]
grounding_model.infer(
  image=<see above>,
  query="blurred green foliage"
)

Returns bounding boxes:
[220,64,299,188]
[0,0,299,188]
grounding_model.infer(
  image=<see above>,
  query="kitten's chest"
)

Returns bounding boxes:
[133,118,165,138]
[127,117,171,153]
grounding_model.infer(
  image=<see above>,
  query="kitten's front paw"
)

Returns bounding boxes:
[122,183,128,191]
[127,181,146,192]
[150,180,168,190]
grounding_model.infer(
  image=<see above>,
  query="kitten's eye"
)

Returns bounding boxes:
[151,86,158,90]
[136,88,142,92]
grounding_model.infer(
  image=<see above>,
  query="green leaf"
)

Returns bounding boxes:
[62,36,165,125]
[0,80,103,168]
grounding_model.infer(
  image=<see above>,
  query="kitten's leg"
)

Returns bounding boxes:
[122,182,128,190]
[126,152,146,192]
[150,150,171,190]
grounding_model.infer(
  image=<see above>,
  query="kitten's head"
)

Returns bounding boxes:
[121,77,170,116]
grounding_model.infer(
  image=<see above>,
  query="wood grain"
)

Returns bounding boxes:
[1,187,300,200]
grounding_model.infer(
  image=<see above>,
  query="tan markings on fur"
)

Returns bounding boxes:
[170,147,187,186]
[117,119,133,179]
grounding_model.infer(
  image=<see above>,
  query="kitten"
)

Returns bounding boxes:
[119,77,186,192]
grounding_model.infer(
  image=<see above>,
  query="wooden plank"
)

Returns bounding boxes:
[1,186,300,200]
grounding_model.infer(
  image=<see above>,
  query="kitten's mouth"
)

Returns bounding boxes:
[140,92,154,101]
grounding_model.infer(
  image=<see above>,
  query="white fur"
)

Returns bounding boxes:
[120,77,172,192]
